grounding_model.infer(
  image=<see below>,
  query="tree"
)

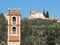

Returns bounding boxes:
[43,10,49,18]
[47,30,55,45]
[46,24,56,45]
[0,13,7,45]
[46,11,49,18]
[43,9,46,17]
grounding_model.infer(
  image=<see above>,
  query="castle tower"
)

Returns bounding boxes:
[7,8,20,45]
[50,11,55,20]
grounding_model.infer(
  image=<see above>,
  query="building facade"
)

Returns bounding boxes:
[29,11,46,19]
[7,8,20,45]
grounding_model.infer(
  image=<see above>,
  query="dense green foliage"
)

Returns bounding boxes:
[0,13,7,45]
[21,18,60,45]
[43,10,49,18]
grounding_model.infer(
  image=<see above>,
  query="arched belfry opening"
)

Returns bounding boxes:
[12,17,16,25]
[13,17,16,21]
[12,27,16,34]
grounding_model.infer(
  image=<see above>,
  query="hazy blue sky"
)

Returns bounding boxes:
[0,0,60,19]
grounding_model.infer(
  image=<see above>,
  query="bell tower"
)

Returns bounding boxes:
[7,8,20,45]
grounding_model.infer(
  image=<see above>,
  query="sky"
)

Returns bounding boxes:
[0,0,60,19]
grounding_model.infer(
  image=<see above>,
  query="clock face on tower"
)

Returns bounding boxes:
[11,42,17,45]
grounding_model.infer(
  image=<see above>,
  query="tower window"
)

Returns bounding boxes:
[13,17,16,21]
[12,17,16,25]
[12,27,16,34]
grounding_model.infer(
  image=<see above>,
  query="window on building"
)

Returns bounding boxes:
[12,17,16,25]
[13,17,16,21]
[12,27,16,34]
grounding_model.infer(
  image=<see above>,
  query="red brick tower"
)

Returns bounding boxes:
[7,8,20,45]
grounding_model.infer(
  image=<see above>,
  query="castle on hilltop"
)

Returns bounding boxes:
[4,10,55,20]
[28,10,60,23]
[29,11,46,19]
[4,9,60,24]
[28,10,55,20]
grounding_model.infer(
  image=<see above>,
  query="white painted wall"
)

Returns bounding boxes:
[29,12,46,19]
[4,13,8,20]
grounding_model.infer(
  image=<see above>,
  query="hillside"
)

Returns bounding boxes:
[0,15,60,45]
[21,18,60,45]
